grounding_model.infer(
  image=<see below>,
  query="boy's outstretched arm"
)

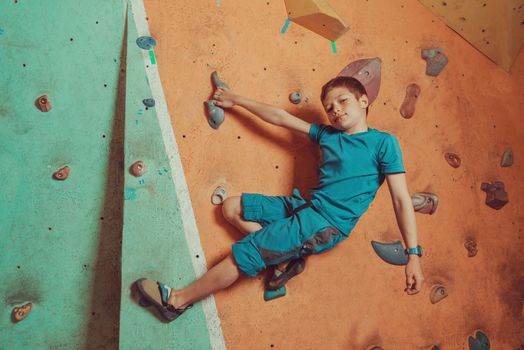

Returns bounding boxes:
[385,172,425,295]
[213,87,311,135]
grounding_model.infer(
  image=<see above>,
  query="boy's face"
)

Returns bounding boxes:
[322,87,369,131]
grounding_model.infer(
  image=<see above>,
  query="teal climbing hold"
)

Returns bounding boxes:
[143,98,155,107]
[136,36,156,50]
[289,91,302,104]
[468,330,490,350]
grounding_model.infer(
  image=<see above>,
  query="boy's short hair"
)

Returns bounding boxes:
[320,76,369,115]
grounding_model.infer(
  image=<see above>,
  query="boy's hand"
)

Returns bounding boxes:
[404,256,424,295]
[213,88,237,109]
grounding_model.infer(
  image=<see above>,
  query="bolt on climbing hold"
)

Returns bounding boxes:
[142,98,155,108]
[366,346,384,350]
[444,152,461,168]
[421,48,448,77]
[480,181,508,210]
[36,95,52,112]
[429,284,448,304]
[338,57,382,104]
[211,186,227,205]
[400,83,421,119]
[370,240,408,265]
[211,71,230,90]
[500,148,513,167]
[468,330,490,350]
[53,166,70,180]
[136,36,156,50]
[289,91,302,104]
[464,238,478,257]
[130,161,145,177]
[411,192,438,215]
[12,302,32,322]
[205,100,224,129]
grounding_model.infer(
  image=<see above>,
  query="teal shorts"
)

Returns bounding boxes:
[232,189,346,277]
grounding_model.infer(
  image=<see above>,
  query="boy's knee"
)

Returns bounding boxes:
[222,196,242,222]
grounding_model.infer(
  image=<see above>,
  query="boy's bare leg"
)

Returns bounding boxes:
[222,196,262,235]
[168,254,240,309]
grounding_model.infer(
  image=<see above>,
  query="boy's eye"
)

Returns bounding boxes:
[340,98,347,103]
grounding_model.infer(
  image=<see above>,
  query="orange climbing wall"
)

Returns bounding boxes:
[144,0,524,348]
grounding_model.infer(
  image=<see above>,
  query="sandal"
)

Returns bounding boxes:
[135,278,192,322]
[266,258,306,291]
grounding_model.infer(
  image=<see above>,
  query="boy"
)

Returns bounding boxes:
[136,76,424,322]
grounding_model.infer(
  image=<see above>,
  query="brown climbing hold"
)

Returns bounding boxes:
[36,95,52,112]
[480,181,508,210]
[500,148,513,167]
[444,152,461,168]
[12,302,32,322]
[464,239,478,257]
[430,285,448,304]
[130,161,145,177]
[53,166,70,180]
[400,83,421,119]
[411,192,438,214]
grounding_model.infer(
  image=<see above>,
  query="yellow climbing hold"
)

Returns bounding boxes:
[284,0,349,41]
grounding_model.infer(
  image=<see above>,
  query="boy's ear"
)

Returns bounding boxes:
[359,95,369,109]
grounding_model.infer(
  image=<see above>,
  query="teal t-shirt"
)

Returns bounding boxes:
[308,124,406,235]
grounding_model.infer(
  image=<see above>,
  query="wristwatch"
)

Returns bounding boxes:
[405,245,423,257]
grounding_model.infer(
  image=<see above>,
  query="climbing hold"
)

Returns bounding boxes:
[366,346,384,350]
[12,302,32,322]
[284,0,349,41]
[464,239,478,257]
[429,284,448,304]
[211,186,227,205]
[53,166,70,180]
[400,83,421,119]
[411,192,439,215]
[468,330,490,350]
[130,161,145,177]
[142,98,155,108]
[421,48,448,77]
[444,152,461,168]
[36,95,52,112]
[136,36,156,50]
[500,148,513,167]
[371,240,408,266]
[289,91,302,104]
[480,181,508,210]
[211,71,230,90]
[338,57,382,104]
[430,346,441,350]
[205,100,224,129]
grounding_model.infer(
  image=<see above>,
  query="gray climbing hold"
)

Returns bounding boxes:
[500,148,513,167]
[421,48,448,77]
[468,330,490,350]
[211,71,230,90]
[136,36,156,50]
[371,240,408,266]
[480,181,508,210]
[142,98,155,107]
[289,91,302,104]
[205,100,224,129]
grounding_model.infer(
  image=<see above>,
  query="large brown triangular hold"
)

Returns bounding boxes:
[284,0,349,41]
[418,0,524,71]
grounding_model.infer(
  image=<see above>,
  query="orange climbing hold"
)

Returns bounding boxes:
[53,166,70,180]
[130,161,146,177]
[12,302,32,322]
[284,0,349,41]
[36,95,52,112]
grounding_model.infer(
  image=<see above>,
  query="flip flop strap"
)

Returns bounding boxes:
[157,282,193,314]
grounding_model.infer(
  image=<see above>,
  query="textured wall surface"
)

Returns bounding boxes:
[143,0,524,349]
